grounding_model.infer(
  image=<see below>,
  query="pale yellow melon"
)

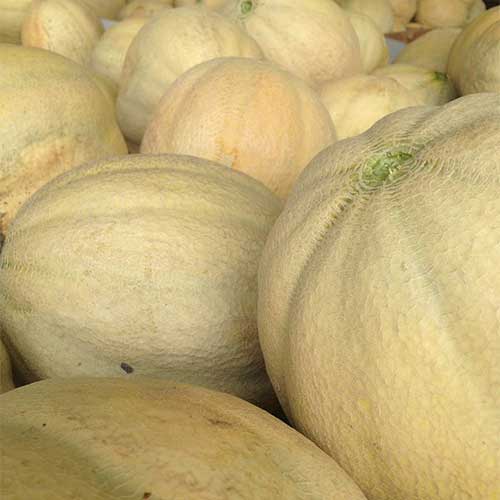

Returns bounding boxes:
[319,75,420,139]
[90,17,148,85]
[388,0,417,31]
[117,0,172,19]
[0,154,283,409]
[0,0,32,43]
[0,338,14,394]
[141,57,336,199]
[337,0,395,33]
[175,0,229,8]
[416,0,486,28]
[447,6,500,95]
[395,27,462,72]
[347,12,390,73]
[373,63,457,104]
[77,0,126,19]
[257,93,500,499]
[21,0,104,66]
[0,45,127,237]
[117,7,263,144]
[221,0,362,88]
[0,377,368,499]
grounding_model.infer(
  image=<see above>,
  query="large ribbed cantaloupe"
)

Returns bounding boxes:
[0,338,14,394]
[116,6,263,144]
[0,44,127,237]
[0,154,283,410]
[141,57,336,199]
[257,93,500,499]
[0,377,368,499]
[221,0,362,88]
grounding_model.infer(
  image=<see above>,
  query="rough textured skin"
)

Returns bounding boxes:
[337,0,394,33]
[21,0,104,66]
[373,63,457,105]
[416,0,486,28]
[0,377,368,499]
[117,0,172,20]
[76,0,126,19]
[90,17,148,85]
[258,93,500,500]
[117,7,263,144]
[347,12,390,73]
[388,0,417,32]
[0,0,32,43]
[0,45,127,237]
[0,338,14,394]
[0,154,283,410]
[395,27,462,72]
[141,57,336,199]
[222,0,362,88]
[319,75,420,140]
[447,6,500,95]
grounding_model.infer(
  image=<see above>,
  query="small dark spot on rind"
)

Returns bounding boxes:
[207,418,232,427]
[120,362,134,374]
[42,423,47,427]
[143,493,152,499]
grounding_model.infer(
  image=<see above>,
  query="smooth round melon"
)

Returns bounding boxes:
[0,44,127,238]
[372,63,457,105]
[395,27,462,72]
[447,5,500,95]
[257,93,500,499]
[337,0,394,33]
[0,338,14,394]
[416,0,486,28]
[319,75,420,140]
[117,0,172,19]
[141,57,336,199]
[0,154,283,410]
[117,6,263,144]
[0,377,368,499]
[388,0,417,32]
[221,0,362,88]
[21,0,104,66]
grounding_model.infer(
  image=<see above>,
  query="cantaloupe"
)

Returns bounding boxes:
[141,57,336,199]
[0,44,127,237]
[337,0,395,33]
[21,0,104,66]
[257,92,500,499]
[0,377,368,499]
[416,0,486,28]
[116,6,263,144]
[117,0,172,19]
[0,154,282,410]
[447,5,500,95]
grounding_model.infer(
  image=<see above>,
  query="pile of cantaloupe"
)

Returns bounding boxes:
[0,1,499,499]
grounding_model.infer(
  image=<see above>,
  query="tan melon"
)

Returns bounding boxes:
[319,75,420,140]
[395,27,462,72]
[0,377,368,499]
[347,12,390,73]
[0,0,32,43]
[221,0,362,88]
[388,0,417,32]
[117,7,263,144]
[117,0,172,19]
[0,154,283,410]
[337,0,395,33]
[90,17,148,86]
[21,0,104,66]
[141,57,336,199]
[76,0,126,19]
[257,93,500,499]
[0,45,127,237]
[0,338,14,394]
[372,63,457,104]
[175,0,229,8]
[416,0,486,28]
[447,6,500,95]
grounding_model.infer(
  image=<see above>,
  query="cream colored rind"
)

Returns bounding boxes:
[77,0,126,19]
[0,154,283,409]
[117,0,172,20]
[117,6,263,144]
[337,0,394,33]
[0,377,368,499]
[21,0,104,66]
[141,57,337,199]
[0,45,127,235]
[0,0,32,43]
[416,0,486,28]
[258,93,500,499]
[447,6,500,95]
[0,338,14,394]
[388,0,417,32]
